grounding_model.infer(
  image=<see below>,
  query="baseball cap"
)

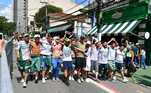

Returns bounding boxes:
[34,34,40,38]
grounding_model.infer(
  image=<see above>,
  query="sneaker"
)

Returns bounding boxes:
[42,78,46,83]
[92,70,96,74]
[69,76,72,81]
[52,77,55,81]
[113,76,117,80]
[80,77,84,82]
[23,82,27,88]
[71,76,74,81]
[77,79,81,83]
[123,77,128,82]
[85,78,90,83]
[56,77,59,81]
[21,79,24,83]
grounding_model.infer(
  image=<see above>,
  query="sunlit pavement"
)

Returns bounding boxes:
[12,48,151,93]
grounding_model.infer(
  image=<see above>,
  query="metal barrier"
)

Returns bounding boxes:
[0,38,14,93]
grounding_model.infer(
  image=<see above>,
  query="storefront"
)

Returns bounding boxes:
[88,0,151,65]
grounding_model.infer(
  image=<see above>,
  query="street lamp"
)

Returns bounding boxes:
[40,0,48,33]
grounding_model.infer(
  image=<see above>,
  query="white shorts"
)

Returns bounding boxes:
[85,57,91,71]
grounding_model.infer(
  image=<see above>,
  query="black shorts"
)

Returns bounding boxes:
[75,57,86,69]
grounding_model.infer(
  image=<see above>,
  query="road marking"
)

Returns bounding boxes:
[88,78,121,93]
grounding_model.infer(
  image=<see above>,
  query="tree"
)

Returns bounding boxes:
[35,4,63,28]
[0,16,15,35]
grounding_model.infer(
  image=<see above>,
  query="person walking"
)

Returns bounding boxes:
[62,39,73,85]
[115,46,128,82]
[40,34,52,83]
[75,37,86,83]
[98,42,108,80]
[90,41,98,74]
[52,37,62,80]
[30,34,41,83]
[17,34,31,88]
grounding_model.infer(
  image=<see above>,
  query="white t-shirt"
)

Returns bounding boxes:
[115,49,124,63]
[40,39,51,56]
[98,47,108,64]
[18,41,30,61]
[142,49,146,58]
[90,45,98,61]
[108,46,116,61]
[62,46,72,61]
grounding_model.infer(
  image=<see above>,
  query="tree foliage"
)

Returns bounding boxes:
[35,4,63,28]
[0,16,15,35]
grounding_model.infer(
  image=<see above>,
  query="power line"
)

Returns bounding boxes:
[47,0,90,23]
[63,0,88,13]
[48,0,88,18]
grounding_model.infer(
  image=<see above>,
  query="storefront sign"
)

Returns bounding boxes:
[148,0,151,13]
[112,11,123,19]
[145,32,150,39]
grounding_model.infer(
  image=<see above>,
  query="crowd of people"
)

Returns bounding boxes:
[13,32,147,88]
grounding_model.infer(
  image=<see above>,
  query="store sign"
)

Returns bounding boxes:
[148,0,151,14]
[112,11,123,19]
[145,32,150,39]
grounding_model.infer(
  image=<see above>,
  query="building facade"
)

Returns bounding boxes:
[13,0,28,33]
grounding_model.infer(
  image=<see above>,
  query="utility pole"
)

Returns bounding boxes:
[96,0,102,41]
[40,0,48,33]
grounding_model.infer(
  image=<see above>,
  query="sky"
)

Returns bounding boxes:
[0,0,89,21]
[0,0,13,21]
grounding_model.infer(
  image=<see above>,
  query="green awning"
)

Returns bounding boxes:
[87,26,97,35]
[89,20,140,35]
[48,24,72,33]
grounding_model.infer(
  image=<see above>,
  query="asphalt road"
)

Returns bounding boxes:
[12,68,107,93]
[12,47,151,93]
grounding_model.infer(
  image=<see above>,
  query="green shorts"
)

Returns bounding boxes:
[31,56,41,72]
[108,60,116,71]
[17,60,31,72]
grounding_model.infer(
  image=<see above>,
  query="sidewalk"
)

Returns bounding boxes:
[132,66,151,87]
[88,73,151,93]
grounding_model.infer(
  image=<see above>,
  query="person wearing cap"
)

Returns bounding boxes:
[17,34,31,88]
[30,34,41,83]
[84,40,92,82]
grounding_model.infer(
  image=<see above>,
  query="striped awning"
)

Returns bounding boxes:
[87,26,97,35]
[89,20,140,35]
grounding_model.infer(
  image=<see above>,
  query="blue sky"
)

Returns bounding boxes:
[0,0,11,6]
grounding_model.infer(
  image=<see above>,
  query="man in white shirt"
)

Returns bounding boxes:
[98,42,108,80]
[107,38,118,80]
[115,46,128,82]
[40,35,52,83]
[17,34,31,88]
[90,42,98,74]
